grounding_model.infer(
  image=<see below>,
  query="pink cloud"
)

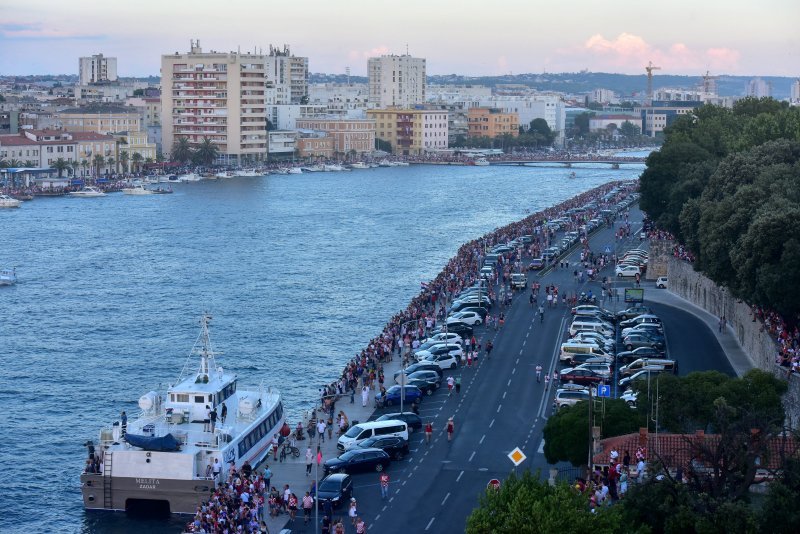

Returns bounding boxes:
[559,33,741,74]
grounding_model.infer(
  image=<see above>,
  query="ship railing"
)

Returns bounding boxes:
[127,412,225,451]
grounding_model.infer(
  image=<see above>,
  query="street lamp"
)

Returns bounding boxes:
[399,318,423,414]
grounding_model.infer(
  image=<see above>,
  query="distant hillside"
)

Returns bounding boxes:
[310,72,797,99]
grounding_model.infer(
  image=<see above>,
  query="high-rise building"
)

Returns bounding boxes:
[746,78,772,99]
[790,79,800,103]
[79,54,118,85]
[368,55,426,108]
[161,40,267,164]
[265,45,309,105]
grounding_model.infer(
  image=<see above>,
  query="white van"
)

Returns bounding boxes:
[569,320,614,337]
[560,342,605,362]
[337,419,409,451]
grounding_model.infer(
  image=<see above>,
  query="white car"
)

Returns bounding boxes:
[571,331,615,350]
[423,333,463,345]
[414,343,463,361]
[420,352,460,370]
[447,310,483,326]
[656,276,668,289]
[615,265,641,277]
[621,389,638,408]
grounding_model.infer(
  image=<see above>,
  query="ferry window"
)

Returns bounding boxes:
[194,396,204,403]
[176,394,189,403]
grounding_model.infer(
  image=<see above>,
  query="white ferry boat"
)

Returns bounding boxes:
[81,314,284,514]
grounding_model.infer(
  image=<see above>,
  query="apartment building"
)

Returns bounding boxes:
[0,129,115,173]
[57,104,142,133]
[294,118,376,155]
[79,53,118,85]
[639,101,701,137]
[368,55,426,109]
[366,109,448,155]
[467,108,519,139]
[161,40,267,164]
[265,45,309,105]
[297,134,334,159]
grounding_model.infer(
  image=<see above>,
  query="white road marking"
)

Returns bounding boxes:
[375,514,381,520]
[382,505,387,511]
[516,358,520,364]
[497,404,502,413]
[426,517,436,531]
[511,368,516,375]
[441,492,451,505]
[502,391,507,399]
[489,418,495,428]
[456,470,464,482]
[507,379,512,387]
[479,434,486,444]
[469,451,476,462]
[538,439,545,454]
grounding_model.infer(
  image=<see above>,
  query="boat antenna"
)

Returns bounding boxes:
[177,313,222,383]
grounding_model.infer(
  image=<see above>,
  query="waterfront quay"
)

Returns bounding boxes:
[244,194,741,534]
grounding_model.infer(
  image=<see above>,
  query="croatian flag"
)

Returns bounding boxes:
[421,281,430,290]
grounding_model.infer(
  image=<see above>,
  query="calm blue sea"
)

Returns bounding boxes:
[0,158,645,532]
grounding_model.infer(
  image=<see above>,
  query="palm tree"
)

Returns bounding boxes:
[0,157,7,168]
[120,150,130,173]
[93,154,105,177]
[145,156,154,165]
[7,159,23,168]
[131,152,143,173]
[194,137,219,166]
[171,137,193,163]
[50,158,70,178]
[69,160,79,177]
[80,159,89,177]
[106,157,115,176]
[23,160,36,168]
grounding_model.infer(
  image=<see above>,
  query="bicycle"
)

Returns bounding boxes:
[279,442,301,462]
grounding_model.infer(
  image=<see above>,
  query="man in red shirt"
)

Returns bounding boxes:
[425,421,433,445]
[380,472,390,499]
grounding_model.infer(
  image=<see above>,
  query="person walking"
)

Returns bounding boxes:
[361,385,370,407]
[379,472,390,499]
[209,407,217,433]
[538,305,545,323]
[552,371,558,386]
[348,498,358,526]
[425,421,433,445]
[120,411,127,439]
[535,364,542,383]
[355,516,367,533]
[302,492,314,524]
[220,402,227,424]
[305,446,313,476]
[455,376,461,394]
[446,417,455,442]
[317,419,326,443]
[447,375,454,396]
[544,373,550,390]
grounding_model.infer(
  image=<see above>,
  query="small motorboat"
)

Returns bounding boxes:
[0,267,16,286]
[69,187,106,197]
[122,184,156,195]
[0,193,23,208]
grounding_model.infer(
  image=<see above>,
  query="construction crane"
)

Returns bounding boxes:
[701,70,718,96]
[645,61,661,103]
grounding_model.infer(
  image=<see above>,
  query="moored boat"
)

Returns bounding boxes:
[0,193,23,208]
[122,184,156,195]
[69,187,107,198]
[80,314,284,515]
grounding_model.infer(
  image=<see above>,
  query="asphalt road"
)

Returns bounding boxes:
[285,204,736,534]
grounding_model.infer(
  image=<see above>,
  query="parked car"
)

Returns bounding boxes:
[510,273,528,289]
[573,362,613,380]
[459,306,489,319]
[529,258,545,270]
[418,352,460,370]
[619,314,662,329]
[616,346,665,365]
[323,448,391,475]
[616,305,653,321]
[621,323,665,339]
[376,412,422,433]
[656,276,668,289]
[414,343,463,359]
[317,473,353,508]
[622,333,665,351]
[402,370,441,394]
[620,390,638,408]
[570,331,615,351]
[353,435,409,460]
[615,265,641,277]
[393,363,443,381]
[553,388,591,409]
[375,385,423,407]
[447,310,484,326]
[431,322,473,338]
[423,332,463,345]
[559,367,606,386]
[619,368,669,388]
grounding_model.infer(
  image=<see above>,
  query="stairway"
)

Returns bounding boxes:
[103,452,113,509]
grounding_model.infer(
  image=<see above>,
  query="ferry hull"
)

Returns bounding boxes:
[81,473,215,514]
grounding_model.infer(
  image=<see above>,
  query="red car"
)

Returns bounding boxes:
[559,367,606,386]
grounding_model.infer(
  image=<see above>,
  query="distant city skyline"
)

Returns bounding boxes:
[1,0,798,77]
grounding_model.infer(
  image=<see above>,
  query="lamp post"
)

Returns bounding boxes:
[399,318,422,414]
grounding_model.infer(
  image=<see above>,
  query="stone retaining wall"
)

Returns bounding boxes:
[662,249,800,426]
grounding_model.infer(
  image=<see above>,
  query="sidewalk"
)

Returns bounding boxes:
[642,284,755,377]
[260,353,407,532]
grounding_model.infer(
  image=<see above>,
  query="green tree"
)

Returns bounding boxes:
[529,118,555,145]
[375,138,392,153]
[106,157,115,175]
[619,120,640,137]
[92,154,105,177]
[466,470,622,533]
[573,112,593,136]
[50,157,70,178]
[758,458,800,533]
[80,159,89,177]
[131,152,144,173]
[194,137,219,166]
[543,399,642,466]
[119,150,130,173]
[69,159,79,177]
[171,137,193,163]
[453,134,467,147]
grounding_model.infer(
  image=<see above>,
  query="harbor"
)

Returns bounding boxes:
[1,161,645,533]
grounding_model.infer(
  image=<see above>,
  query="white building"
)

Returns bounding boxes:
[267,104,328,130]
[161,40,267,164]
[790,79,800,104]
[588,88,618,105]
[79,54,118,85]
[267,130,297,158]
[308,83,370,114]
[368,55,426,108]
[427,84,492,104]
[654,88,716,103]
[476,94,566,135]
[264,45,309,105]
[746,78,772,98]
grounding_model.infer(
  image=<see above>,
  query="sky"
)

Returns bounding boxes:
[0,0,798,78]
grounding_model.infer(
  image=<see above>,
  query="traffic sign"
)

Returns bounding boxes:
[508,447,526,466]
[604,245,612,254]
[598,385,611,398]
[488,478,501,490]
